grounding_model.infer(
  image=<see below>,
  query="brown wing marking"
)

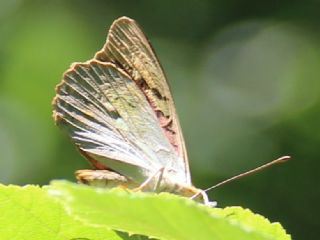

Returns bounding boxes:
[94,17,191,184]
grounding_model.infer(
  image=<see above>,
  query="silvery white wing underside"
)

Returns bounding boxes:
[53,17,191,185]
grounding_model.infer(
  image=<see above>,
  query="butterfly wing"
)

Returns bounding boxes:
[95,17,191,184]
[53,60,187,184]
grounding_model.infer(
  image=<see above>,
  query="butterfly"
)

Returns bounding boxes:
[52,16,213,205]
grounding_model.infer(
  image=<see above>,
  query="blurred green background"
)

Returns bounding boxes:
[1,0,319,239]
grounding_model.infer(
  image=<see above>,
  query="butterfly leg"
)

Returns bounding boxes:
[190,189,217,207]
[132,167,165,192]
[153,167,165,191]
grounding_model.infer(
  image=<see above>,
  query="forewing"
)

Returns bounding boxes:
[53,60,183,182]
[95,17,191,184]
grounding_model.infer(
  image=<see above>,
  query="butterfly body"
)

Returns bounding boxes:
[53,17,213,206]
[75,169,208,204]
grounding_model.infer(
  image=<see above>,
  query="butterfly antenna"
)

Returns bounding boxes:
[204,156,291,193]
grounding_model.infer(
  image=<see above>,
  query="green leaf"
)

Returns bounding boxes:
[48,180,291,240]
[0,181,291,240]
[0,183,121,240]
